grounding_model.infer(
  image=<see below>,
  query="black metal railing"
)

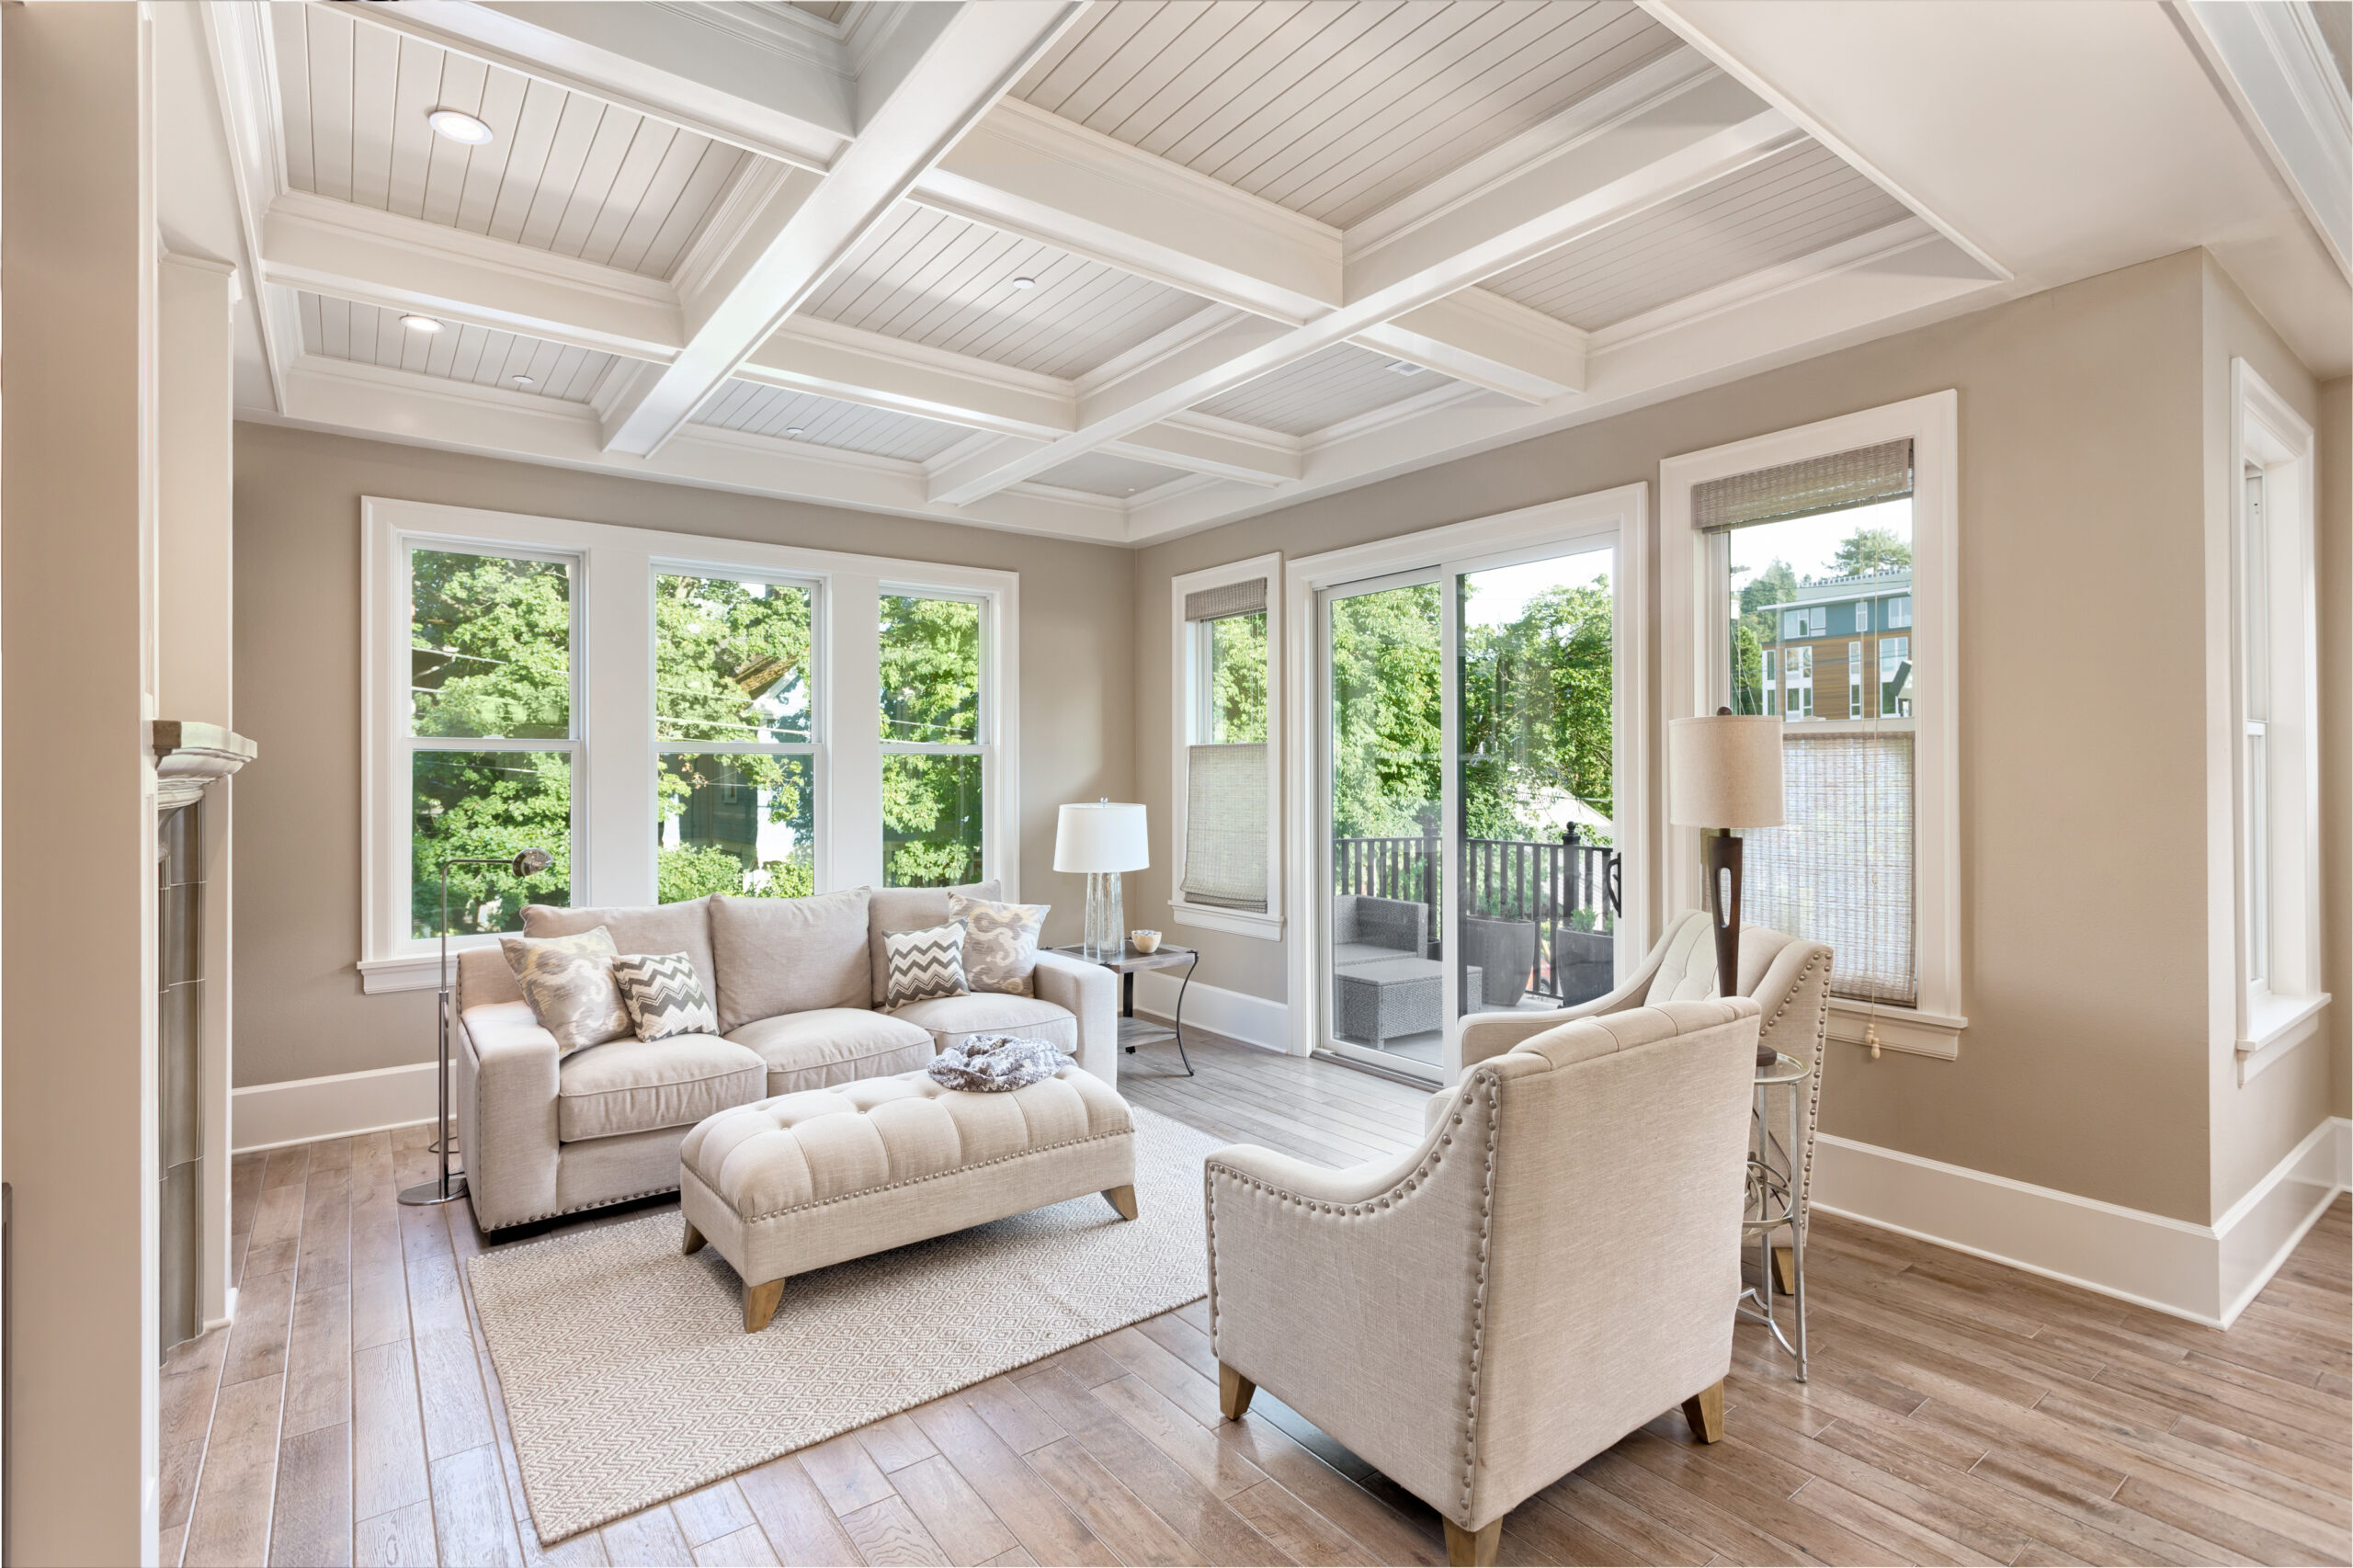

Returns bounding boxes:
[1333,827,1620,1004]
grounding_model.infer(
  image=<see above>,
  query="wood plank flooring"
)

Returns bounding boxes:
[165,1031,2351,1567]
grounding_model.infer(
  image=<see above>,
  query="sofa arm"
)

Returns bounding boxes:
[1205,1074,1504,1528]
[1032,949,1118,1085]
[454,1001,562,1230]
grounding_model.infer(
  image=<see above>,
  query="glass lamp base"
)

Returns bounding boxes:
[1083,870,1126,961]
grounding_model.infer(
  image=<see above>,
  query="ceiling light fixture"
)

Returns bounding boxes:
[1010,277,1037,290]
[1385,359,1423,376]
[510,375,535,388]
[785,427,804,436]
[427,108,495,145]
[399,314,443,335]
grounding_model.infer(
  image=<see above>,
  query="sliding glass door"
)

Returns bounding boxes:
[1318,540,1623,1081]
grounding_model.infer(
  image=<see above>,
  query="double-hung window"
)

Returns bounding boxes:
[1169,553,1283,938]
[360,499,1017,990]
[1663,391,1962,1057]
[2228,359,2325,1079]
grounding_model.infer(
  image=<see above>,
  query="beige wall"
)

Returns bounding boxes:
[2200,259,2331,1217]
[233,423,1134,1090]
[3,6,156,1562]
[1138,252,2234,1221]
[2321,375,2351,1127]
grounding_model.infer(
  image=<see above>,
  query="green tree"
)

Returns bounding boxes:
[1458,578,1614,845]
[1204,611,1267,743]
[880,597,983,885]
[1327,584,1443,844]
[1833,527,1911,575]
[1730,557,1798,715]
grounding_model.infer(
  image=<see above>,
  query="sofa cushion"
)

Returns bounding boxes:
[499,927,633,1053]
[726,1008,935,1096]
[710,889,872,1032]
[867,880,1000,1006]
[556,1033,765,1142]
[525,898,718,1007]
[948,892,1048,995]
[888,991,1077,1055]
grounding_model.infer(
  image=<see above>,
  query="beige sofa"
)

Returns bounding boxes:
[1204,999,1764,1566]
[452,881,1117,1231]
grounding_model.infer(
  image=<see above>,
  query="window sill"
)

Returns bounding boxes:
[358,949,486,994]
[2237,992,2328,1085]
[1171,903,1284,941]
[1825,997,1964,1061]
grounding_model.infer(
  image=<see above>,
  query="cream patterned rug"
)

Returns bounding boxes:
[469,1103,1228,1543]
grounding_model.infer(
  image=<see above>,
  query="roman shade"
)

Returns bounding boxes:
[1181,575,1271,915]
[1693,438,1913,532]
[1701,441,1919,1008]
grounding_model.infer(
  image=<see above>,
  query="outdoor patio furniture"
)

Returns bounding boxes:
[1460,915,1537,1008]
[1336,956,1480,1051]
[1331,892,1427,967]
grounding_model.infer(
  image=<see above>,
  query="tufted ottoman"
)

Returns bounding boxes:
[677,1065,1138,1331]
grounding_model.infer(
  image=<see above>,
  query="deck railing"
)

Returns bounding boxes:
[1332,828,1620,1004]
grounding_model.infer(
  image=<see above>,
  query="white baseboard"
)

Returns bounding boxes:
[1131,970,1291,1053]
[232,1062,440,1153]
[1813,1117,2348,1326]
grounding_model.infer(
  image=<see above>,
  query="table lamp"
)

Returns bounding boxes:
[1668,710,1785,1064]
[1054,799,1148,962]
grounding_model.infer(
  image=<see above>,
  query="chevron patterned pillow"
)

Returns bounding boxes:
[610,951,721,1041]
[884,922,969,1007]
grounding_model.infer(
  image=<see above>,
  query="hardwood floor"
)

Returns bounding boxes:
[165,1032,2351,1567]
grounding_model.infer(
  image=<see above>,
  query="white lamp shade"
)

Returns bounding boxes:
[1668,715,1786,829]
[1054,801,1149,872]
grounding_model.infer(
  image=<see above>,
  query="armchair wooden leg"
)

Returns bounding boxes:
[1444,1518,1501,1567]
[1682,1380,1725,1444]
[1103,1185,1138,1221]
[683,1220,706,1256]
[744,1277,785,1334]
[1218,1363,1256,1420]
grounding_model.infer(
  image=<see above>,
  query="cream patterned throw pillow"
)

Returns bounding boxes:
[884,922,969,1006]
[500,926,632,1053]
[948,893,1048,995]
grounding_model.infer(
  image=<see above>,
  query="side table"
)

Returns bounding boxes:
[1739,1051,1813,1381]
[1045,943,1197,1075]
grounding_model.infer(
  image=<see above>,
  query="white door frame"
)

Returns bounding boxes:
[1282,483,1652,1079]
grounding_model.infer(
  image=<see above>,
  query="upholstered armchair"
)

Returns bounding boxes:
[1204,1000,1764,1566]
[1461,909,1833,1289]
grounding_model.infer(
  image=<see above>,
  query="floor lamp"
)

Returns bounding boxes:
[400,847,551,1208]
[1668,710,1785,1066]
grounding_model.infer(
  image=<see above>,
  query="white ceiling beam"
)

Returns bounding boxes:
[597,1,1082,458]
[932,64,1798,506]
[259,191,684,361]
[1354,292,1587,403]
[329,0,855,170]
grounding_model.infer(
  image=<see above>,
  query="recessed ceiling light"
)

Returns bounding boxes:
[1010,277,1037,290]
[785,427,805,437]
[1385,358,1423,376]
[400,314,443,335]
[427,108,494,145]
[510,375,535,388]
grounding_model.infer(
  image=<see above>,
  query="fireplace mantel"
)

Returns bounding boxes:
[153,720,256,812]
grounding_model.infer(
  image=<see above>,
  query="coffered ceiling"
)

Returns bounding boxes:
[174,0,2348,546]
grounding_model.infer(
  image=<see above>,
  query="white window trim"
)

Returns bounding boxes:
[1281,483,1650,1067]
[358,497,1018,994]
[1169,551,1284,940]
[1660,390,1964,1059]
[2225,359,2326,1084]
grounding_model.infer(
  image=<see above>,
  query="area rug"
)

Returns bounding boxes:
[469,1104,1229,1543]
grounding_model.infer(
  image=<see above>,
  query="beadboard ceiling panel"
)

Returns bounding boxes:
[1484,141,1914,329]
[272,5,750,279]
[1030,452,1196,497]
[299,292,618,401]
[804,205,1221,378]
[691,381,972,463]
[1012,1,1682,228]
[1192,342,1449,435]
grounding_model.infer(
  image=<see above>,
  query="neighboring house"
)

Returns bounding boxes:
[1756,569,1915,721]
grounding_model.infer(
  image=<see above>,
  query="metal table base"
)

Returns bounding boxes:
[1738,1051,1813,1381]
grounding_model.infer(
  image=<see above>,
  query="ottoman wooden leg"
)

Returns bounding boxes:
[1682,1380,1725,1443]
[1218,1363,1255,1420]
[683,1220,706,1256]
[744,1277,785,1334]
[1103,1185,1138,1221]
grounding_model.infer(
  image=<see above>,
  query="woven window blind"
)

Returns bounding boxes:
[1184,743,1267,910]
[1185,578,1267,623]
[1695,439,1913,531]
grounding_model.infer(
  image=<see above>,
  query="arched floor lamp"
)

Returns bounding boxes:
[401,846,551,1207]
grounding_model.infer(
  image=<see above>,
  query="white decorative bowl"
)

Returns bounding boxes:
[1130,929,1162,954]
